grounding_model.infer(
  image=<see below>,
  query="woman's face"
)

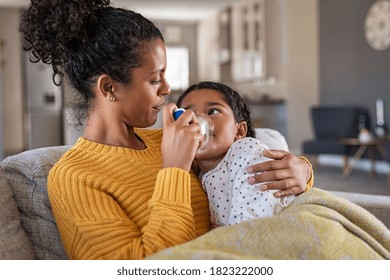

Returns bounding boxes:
[179,89,241,161]
[114,39,170,128]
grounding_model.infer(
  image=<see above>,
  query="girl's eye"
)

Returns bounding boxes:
[208,108,220,115]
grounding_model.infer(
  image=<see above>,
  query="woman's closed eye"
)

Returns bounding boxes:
[150,78,165,85]
[150,80,161,85]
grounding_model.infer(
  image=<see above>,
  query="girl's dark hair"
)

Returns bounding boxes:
[177,81,256,138]
[20,0,164,125]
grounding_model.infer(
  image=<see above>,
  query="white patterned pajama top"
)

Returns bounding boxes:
[201,137,295,228]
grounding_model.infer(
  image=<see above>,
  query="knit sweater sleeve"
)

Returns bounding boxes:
[47,132,209,260]
[145,168,197,253]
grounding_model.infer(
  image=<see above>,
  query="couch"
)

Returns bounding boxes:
[1,129,390,260]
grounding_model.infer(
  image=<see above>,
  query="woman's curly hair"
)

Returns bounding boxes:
[20,0,164,125]
[177,81,256,138]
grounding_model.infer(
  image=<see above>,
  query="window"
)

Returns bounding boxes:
[165,47,189,90]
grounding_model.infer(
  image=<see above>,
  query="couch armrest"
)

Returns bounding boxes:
[1,145,71,259]
[0,168,35,259]
[255,128,289,151]
[331,190,390,229]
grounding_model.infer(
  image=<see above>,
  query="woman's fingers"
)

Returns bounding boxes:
[262,149,290,160]
[273,186,303,198]
[162,103,199,128]
[161,103,202,171]
[162,103,177,127]
[247,150,292,173]
[246,149,311,196]
[248,169,291,184]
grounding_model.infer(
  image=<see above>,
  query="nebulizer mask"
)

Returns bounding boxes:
[173,108,214,154]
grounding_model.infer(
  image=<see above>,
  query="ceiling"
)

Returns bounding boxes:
[114,0,238,21]
[0,0,239,21]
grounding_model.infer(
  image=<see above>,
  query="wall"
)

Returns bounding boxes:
[319,0,390,127]
[284,0,319,153]
[0,9,24,156]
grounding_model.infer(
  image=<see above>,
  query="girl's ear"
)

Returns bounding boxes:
[235,121,248,141]
[96,74,115,101]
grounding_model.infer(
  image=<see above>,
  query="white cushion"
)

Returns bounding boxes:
[255,128,289,151]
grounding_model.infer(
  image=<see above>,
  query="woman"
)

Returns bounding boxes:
[20,0,312,259]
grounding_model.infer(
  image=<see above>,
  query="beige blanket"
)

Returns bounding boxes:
[150,188,390,259]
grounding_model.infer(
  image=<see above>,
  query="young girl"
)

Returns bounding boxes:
[177,81,305,227]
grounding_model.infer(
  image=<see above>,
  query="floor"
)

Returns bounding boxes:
[313,164,390,196]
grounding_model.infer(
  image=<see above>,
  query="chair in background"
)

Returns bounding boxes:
[302,106,370,169]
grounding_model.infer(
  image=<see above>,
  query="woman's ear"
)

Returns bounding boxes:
[96,74,115,101]
[235,121,248,140]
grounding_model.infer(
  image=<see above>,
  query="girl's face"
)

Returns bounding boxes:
[113,39,171,128]
[180,89,246,162]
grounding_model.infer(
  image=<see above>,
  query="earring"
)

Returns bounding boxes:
[109,96,116,102]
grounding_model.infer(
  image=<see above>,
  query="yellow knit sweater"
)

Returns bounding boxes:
[48,128,211,260]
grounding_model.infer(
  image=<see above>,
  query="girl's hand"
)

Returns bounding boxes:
[246,150,312,197]
[161,103,202,172]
